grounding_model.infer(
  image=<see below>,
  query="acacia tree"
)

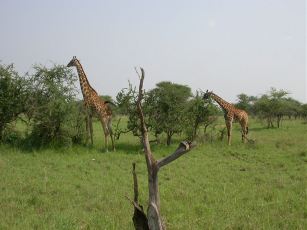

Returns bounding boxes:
[0,63,28,140]
[146,81,192,145]
[301,104,307,120]
[116,82,143,138]
[282,98,302,119]
[116,80,192,146]
[185,91,219,140]
[254,88,289,128]
[235,93,257,115]
[28,64,86,146]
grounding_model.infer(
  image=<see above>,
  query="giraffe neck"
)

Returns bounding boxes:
[75,60,97,98]
[210,93,234,112]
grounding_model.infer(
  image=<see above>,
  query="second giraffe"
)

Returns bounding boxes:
[67,56,115,151]
[203,90,248,145]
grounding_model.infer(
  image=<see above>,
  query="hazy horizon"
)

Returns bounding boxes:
[1,0,306,103]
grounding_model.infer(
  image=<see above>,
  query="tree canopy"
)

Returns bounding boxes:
[0,63,28,140]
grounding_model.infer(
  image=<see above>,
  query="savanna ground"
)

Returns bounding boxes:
[0,117,306,230]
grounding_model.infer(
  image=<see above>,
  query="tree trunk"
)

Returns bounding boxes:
[0,121,6,141]
[128,67,194,230]
[192,122,199,141]
[130,163,149,230]
[166,134,171,146]
[147,163,164,230]
[154,132,161,144]
[277,115,282,128]
[267,117,274,128]
[204,124,209,134]
[166,131,174,146]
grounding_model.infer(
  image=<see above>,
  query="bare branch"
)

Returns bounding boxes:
[136,68,146,135]
[136,67,155,166]
[126,163,149,230]
[157,141,194,169]
[136,67,146,136]
[132,162,139,203]
[133,68,197,229]
[134,67,141,79]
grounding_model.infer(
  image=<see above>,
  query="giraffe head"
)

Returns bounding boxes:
[67,56,78,67]
[203,90,213,100]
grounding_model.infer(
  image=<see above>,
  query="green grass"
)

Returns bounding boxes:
[0,118,306,229]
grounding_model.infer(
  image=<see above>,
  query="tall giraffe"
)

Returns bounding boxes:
[203,90,248,145]
[67,56,115,151]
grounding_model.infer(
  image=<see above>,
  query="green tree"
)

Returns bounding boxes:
[116,82,142,137]
[185,91,219,140]
[254,88,289,128]
[301,104,307,120]
[27,64,85,147]
[116,81,192,146]
[146,81,192,145]
[0,63,28,141]
[282,98,302,119]
[236,93,257,115]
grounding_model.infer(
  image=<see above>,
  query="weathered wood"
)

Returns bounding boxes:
[129,163,149,230]
[157,141,192,169]
[131,67,194,230]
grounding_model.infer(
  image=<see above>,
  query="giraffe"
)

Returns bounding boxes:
[203,90,248,145]
[67,56,115,151]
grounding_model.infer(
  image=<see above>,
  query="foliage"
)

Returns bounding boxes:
[146,81,192,145]
[254,88,291,128]
[235,93,257,115]
[116,81,197,145]
[301,104,307,120]
[0,63,29,141]
[26,64,86,147]
[185,91,219,140]
[116,82,142,137]
[281,98,302,119]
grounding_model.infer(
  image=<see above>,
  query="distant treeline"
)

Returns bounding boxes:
[1,62,306,148]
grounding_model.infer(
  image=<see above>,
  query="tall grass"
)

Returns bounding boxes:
[0,118,306,229]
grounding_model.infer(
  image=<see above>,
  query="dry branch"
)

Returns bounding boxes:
[132,162,139,203]
[157,141,194,169]
[128,163,149,230]
[129,67,195,230]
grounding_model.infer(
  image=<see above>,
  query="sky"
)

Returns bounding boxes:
[0,0,306,102]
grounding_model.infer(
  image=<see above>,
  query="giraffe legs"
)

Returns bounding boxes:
[85,108,94,146]
[99,117,115,152]
[100,120,109,152]
[104,132,109,152]
[225,119,233,146]
[107,118,115,151]
[240,121,248,143]
[89,112,94,145]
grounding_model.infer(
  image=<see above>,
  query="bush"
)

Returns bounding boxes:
[0,63,28,141]
[26,65,86,147]
[2,126,23,146]
[185,91,219,140]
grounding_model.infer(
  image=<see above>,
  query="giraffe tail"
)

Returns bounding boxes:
[105,101,117,107]
[246,126,249,134]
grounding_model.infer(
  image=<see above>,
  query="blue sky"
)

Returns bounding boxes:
[0,0,305,102]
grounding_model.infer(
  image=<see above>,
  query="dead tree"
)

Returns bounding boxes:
[126,163,149,230]
[129,68,194,230]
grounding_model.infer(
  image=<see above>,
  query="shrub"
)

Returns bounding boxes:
[0,63,28,141]
[26,64,86,147]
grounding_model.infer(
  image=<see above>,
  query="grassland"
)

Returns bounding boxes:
[0,118,306,229]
